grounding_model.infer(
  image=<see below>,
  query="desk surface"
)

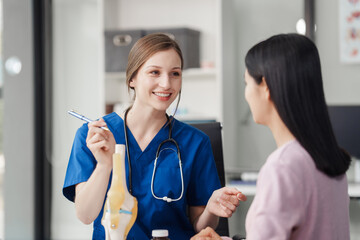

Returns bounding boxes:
[348,182,360,198]
[227,181,360,198]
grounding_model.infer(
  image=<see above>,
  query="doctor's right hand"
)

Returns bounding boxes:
[86,118,115,168]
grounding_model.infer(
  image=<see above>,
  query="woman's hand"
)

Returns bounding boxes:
[86,118,115,168]
[205,187,247,218]
[191,227,222,240]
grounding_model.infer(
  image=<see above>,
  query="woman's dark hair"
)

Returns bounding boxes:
[245,33,351,177]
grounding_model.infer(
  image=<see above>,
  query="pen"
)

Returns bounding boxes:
[67,110,110,131]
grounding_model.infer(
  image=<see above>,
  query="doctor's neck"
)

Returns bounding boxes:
[125,105,168,126]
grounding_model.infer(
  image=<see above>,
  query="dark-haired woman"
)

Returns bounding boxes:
[192,33,351,240]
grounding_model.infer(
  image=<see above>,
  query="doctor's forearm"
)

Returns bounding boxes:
[75,163,112,224]
[193,208,219,233]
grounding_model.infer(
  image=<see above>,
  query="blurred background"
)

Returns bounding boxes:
[1,0,360,239]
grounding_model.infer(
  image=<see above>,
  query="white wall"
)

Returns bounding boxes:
[51,0,104,239]
[230,0,304,171]
[316,0,360,105]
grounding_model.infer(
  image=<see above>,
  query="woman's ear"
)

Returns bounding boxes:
[129,79,135,88]
[261,77,271,101]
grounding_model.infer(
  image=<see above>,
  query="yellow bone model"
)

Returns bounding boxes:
[102,144,138,240]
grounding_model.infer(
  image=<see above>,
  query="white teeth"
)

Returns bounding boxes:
[154,92,171,97]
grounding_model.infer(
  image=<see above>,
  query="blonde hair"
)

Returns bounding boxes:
[126,33,184,115]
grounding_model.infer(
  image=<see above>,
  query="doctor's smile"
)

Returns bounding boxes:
[153,92,172,100]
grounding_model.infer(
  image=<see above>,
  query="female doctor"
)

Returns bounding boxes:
[63,33,246,240]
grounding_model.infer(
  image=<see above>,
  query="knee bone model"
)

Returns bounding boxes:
[102,144,138,240]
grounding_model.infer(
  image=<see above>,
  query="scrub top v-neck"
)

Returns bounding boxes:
[63,112,221,240]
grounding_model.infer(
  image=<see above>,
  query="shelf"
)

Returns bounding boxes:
[227,181,360,199]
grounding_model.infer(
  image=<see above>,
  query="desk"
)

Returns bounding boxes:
[227,181,360,199]
[349,182,360,199]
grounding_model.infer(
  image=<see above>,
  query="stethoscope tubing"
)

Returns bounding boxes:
[123,108,184,202]
[151,147,184,202]
[124,109,133,194]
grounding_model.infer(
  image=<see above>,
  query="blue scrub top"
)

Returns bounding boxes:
[63,112,221,240]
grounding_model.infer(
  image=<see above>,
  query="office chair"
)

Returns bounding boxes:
[190,122,246,240]
[190,122,229,236]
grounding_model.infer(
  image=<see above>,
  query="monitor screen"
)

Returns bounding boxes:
[327,105,360,159]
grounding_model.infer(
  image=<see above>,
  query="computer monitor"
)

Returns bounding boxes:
[327,105,360,159]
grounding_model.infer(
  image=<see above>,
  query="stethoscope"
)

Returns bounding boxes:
[123,108,184,203]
